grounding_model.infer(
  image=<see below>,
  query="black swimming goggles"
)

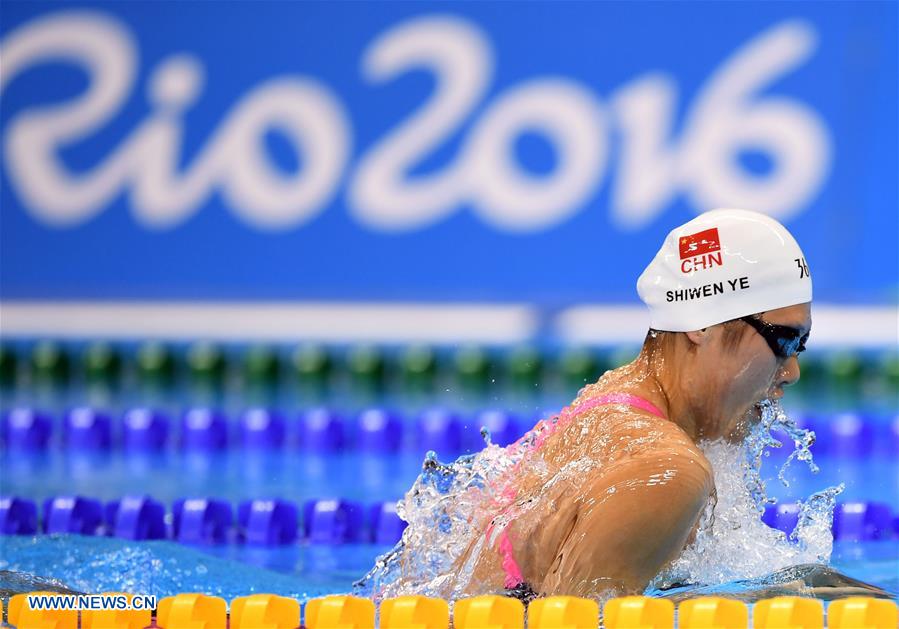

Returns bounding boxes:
[739,315,809,359]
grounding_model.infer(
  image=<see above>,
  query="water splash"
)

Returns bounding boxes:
[0,535,328,601]
[356,398,842,599]
[651,399,842,589]
[354,416,553,600]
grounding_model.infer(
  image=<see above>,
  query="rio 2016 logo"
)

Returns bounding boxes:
[0,11,831,233]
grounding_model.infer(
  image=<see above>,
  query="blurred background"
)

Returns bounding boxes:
[0,0,896,594]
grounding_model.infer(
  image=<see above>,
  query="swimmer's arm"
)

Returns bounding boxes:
[539,451,713,597]
[658,564,893,603]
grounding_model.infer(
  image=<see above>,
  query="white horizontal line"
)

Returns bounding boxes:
[806,305,899,348]
[554,304,899,348]
[0,301,895,347]
[553,306,650,345]
[0,301,538,344]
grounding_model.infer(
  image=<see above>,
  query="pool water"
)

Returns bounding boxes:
[1,447,896,515]
[2,430,897,602]
[1,342,897,604]
[1,535,896,603]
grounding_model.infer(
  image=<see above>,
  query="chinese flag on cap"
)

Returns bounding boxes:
[679,227,721,260]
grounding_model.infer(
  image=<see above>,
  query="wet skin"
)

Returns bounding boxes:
[454,304,813,598]
[652,302,811,443]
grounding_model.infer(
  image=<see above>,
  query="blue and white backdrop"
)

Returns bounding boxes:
[1,2,896,344]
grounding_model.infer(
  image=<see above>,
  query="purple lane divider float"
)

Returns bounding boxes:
[64,407,113,450]
[826,413,874,458]
[0,497,38,535]
[106,496,166,540]
[299,408,345,453]
[239,408,286,449]
[369,501,408,545]
[181,408,228,451]
[43,496,104,535]
[2,408,52,451]
[173,498,233,545]
[887,415,899,455]
[833,502,894,541]
[356,408,403,453]
[122,408,170,451]
[304,499,364,544]
[238,499,298,546]
[417,408,462,457]
[762,503,801,535]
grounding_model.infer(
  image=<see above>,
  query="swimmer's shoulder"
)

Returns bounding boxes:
[608,413,712,476]
[570,382,712,476]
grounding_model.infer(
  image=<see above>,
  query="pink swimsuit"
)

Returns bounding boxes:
[485,392,668,589]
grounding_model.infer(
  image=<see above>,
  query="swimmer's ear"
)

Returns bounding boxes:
[684,328,712,346]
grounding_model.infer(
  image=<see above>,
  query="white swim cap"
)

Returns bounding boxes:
[637,209,812,332]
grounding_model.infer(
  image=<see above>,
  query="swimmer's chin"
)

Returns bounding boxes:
[724,400,769,443]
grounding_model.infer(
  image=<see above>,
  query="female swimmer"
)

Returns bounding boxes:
[454,208,813,598]
[359,208,877,601]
